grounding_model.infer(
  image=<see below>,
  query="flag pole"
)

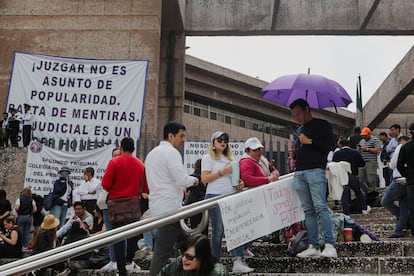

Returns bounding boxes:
[356,74,363,127]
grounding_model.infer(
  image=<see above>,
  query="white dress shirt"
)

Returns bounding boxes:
[145,141,197,216]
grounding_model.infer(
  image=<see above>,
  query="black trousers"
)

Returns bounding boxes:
[23,125,32,147]
[113,222,139,276]
[149,222,187,276]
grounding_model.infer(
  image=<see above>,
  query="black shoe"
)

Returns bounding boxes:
[389,233,404,238]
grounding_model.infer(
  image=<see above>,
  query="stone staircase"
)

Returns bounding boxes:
[2,193,414,275]
[72,203,414,275]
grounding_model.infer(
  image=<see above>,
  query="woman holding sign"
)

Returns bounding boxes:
[201,131,253,274]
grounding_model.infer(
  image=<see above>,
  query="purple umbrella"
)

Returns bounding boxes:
[261,73,353,110]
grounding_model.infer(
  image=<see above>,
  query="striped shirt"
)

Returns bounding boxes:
[359,136,381,162]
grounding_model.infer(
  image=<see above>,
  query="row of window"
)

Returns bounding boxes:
[184,99,292,138]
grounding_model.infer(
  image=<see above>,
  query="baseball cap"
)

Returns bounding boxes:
[58,166,72,174]
[244,137,264,150]
[211,131,229,143]
[360,127,371,136]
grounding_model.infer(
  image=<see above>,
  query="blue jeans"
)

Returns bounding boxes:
[17,215,32,247]
[49,204,68,230]
[381,180,408,235]
[293,168,335,246]
[102,209,116,262]
[205,194,244,260]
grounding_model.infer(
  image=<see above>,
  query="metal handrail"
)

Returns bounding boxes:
[0,193,230,276]
[0,173,293,275]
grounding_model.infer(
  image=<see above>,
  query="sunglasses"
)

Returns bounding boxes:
[251,148,263,152]
[182,253,197,261]
[216,137,229,143]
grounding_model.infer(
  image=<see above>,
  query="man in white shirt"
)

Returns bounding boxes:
[381,135,410,238]
[73,167,101,215]
[145,121,198,276]
[22,103,34,147]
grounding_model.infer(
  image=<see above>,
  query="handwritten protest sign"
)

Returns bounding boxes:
[264,177,305,230]
[218,176,304,251]
[218,188,270,251]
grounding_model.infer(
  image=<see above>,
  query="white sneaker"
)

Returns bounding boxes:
[101,261,117,271]
[362,205,372,215]
[126,261,141,272]
[296,245,321,258]
[244,248,255,259]
[232,258,254,273]
[321,243,338,258]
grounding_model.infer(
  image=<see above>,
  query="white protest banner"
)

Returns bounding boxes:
[184,142,245,174]
[218,188,271,251]
[264,176,305,230]
[217,175,304,250]
[7,52,149,151]
[25,141,112,196]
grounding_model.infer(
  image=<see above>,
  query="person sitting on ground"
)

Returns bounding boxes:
[89,205,106,236]
[57,201,93,240]
[157,234,228,276]
[0,216,22,258]
[31,214,60,276]
[61,220,92,260]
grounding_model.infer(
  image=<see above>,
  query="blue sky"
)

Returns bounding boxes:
[186,36,414,112]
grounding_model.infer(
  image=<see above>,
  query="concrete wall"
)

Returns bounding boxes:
[184,0,414,35]
[0,148,27,211]
[0,0,163,142]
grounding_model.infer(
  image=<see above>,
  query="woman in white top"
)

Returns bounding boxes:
[201,131,253,274]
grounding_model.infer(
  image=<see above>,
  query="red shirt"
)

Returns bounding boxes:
[102,154,149,200]
[240,157,279,187]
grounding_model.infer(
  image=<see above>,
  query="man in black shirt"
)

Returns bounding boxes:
[333,137,368,215]
[397,123,414,237]
[289,99,337,258]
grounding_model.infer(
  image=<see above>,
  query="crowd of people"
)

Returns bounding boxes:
[1,98,414,275]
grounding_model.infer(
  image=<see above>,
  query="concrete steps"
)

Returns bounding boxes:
[3,191,412,275]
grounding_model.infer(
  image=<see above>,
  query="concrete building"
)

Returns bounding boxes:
[1,0,413,151]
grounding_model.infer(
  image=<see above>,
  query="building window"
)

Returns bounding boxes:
[210,112,217,120]
[194,107,201,116]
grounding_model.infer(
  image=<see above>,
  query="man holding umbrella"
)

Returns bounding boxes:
[289,98,337,258]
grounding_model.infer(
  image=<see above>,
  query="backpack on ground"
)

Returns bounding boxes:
[287,230,308,257]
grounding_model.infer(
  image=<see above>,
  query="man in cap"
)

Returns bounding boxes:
[240,137,279,187]
[50,166,74,229]
[7,108,21,147]
[397,123,414,238]
[357,127,381,204]
[22,103,34,147]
